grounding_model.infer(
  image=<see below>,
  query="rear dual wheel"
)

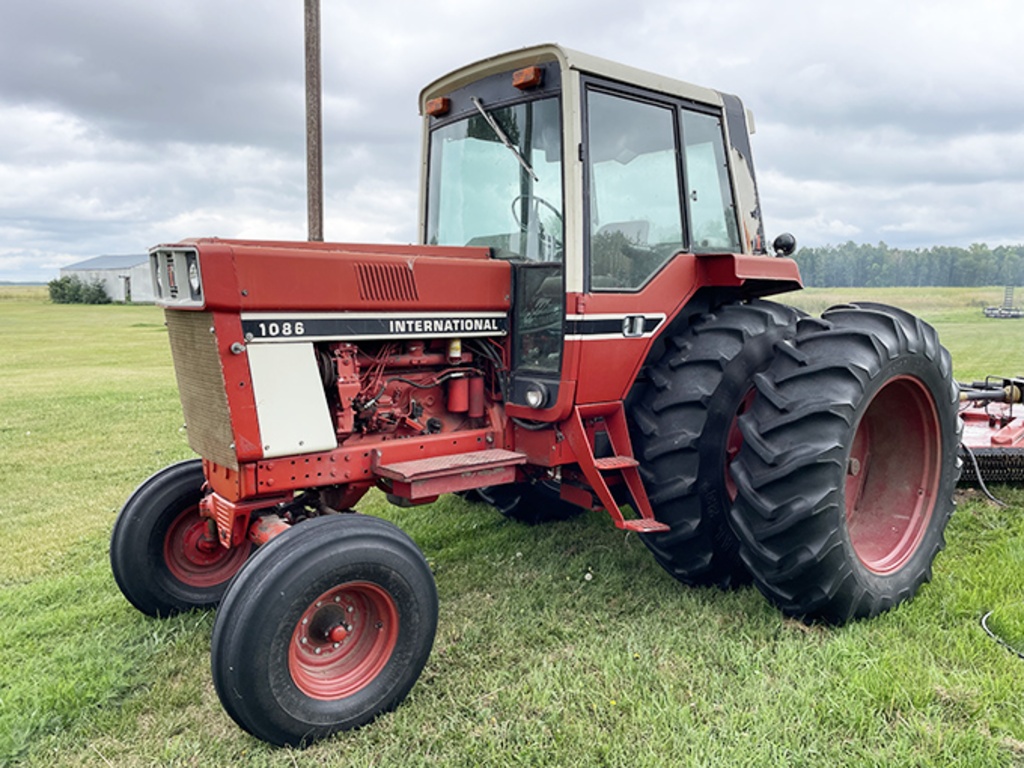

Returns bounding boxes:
[629,300,803,587]
[729,303,961,623]
[110,459,252,617]
[211,514,438,747]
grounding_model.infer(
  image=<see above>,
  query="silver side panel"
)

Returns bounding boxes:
[246,342,338,459]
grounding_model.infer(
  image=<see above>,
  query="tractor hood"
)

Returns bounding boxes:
[150,238,511,314]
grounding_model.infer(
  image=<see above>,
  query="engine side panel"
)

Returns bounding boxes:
[246,342,337,458]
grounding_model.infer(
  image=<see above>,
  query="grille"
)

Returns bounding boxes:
[165,310,238,469]
[356,262,419,303]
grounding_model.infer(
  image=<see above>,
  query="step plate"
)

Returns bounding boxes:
[594,455,639,470]
[375,449,527,482]
[620,519,671,533]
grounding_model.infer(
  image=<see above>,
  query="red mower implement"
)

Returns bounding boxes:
[958,376,1024,486]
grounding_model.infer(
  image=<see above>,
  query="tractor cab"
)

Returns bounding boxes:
[418,45,776,417]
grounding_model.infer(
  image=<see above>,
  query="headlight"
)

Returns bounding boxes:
[187,256,202,297]
[524,383,548,409]
[149,248,204,307]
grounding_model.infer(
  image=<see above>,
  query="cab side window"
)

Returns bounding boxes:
[682,110,741,253]
[585,90,683,290]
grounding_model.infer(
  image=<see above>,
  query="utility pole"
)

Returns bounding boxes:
[304,0,323,241]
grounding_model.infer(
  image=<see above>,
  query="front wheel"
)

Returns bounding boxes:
[110,459,253,617]
[211,514,438,747]
[729,303,961,624]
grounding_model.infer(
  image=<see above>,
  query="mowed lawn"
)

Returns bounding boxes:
[1,285,1022,767]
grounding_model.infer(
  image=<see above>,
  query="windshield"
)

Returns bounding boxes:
[426,96,563,262]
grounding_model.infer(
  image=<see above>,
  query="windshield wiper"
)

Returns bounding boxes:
[470,97,539,182]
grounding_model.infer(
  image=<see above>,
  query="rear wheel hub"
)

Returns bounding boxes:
[845,376,941,575]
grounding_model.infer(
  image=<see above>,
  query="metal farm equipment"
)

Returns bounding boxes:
[983,286,1023,319]
[959,376,1024,484]
[111,45,962,746]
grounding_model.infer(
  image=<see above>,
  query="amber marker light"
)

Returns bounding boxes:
[512,66,543,89]
[425,97,451,116]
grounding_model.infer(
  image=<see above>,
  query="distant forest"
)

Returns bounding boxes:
[791,242,1024,287]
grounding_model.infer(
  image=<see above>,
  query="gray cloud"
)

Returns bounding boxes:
[0,1,302,145]
[2,0,1023,281]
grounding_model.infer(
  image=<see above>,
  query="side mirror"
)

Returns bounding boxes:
[772,233,797,257]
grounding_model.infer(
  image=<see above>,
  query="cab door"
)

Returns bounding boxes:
[574,79,742,404]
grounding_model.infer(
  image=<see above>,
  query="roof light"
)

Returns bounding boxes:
[512,66,544,90]
[425,97,451,117]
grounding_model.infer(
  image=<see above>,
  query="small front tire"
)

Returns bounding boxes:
[211,514,438,747]
[110,459,252,617]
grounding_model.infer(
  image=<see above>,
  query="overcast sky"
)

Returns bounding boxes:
[2,0,1023,282]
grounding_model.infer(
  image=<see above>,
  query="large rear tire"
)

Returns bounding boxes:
[473,481,582,525]
[730,303,961,624]
[629,300,802,587]
[211,514,438,747]
[110,459,253,617]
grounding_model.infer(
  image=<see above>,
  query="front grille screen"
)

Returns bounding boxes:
[165,310,238,469]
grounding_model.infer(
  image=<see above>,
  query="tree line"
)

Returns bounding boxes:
[791,242,1024,287]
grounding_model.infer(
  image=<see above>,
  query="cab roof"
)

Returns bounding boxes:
[419,43,729,116]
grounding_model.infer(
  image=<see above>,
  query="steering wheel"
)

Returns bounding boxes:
[510,195,563,232]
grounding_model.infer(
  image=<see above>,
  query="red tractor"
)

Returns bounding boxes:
[111,45,961,746]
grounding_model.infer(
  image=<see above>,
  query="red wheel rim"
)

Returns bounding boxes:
[845,376,942,575]
[288,582,399,700]
[724,388,756,501]
[163,506,250,588]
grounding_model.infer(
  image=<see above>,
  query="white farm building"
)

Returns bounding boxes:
[60,254,154,303]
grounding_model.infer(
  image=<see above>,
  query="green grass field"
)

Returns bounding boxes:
[1,286,1022,767]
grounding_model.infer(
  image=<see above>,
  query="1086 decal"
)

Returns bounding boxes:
[253,321,306,338]
[241,312,508,343]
